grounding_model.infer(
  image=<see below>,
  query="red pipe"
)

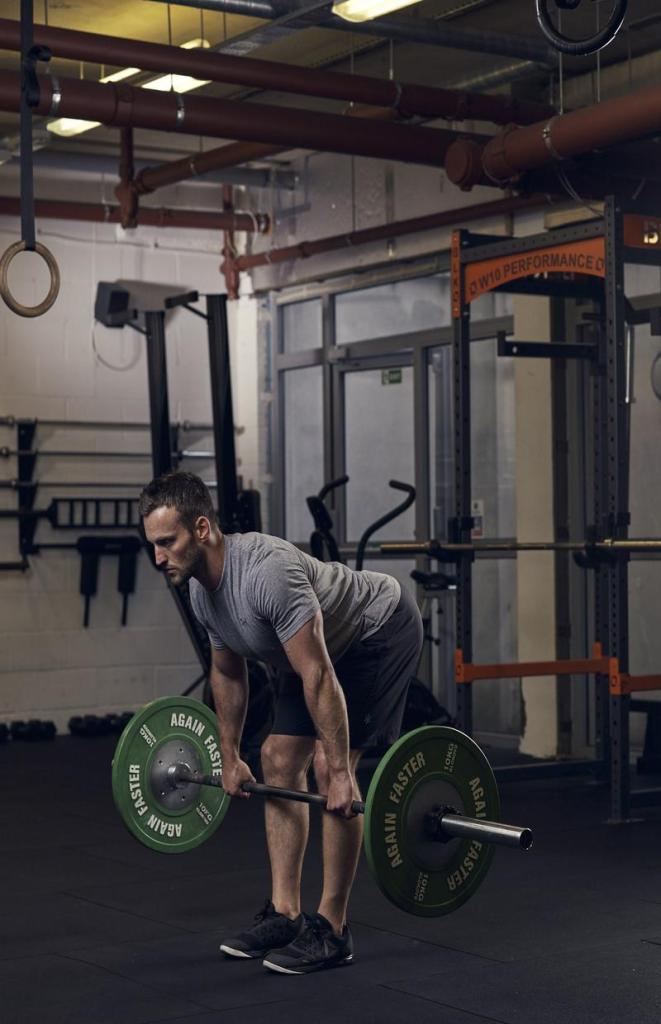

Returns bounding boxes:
[0,17,554,127]
[134,141,285,195]
[0,71,460,168]
[445,80,661,189]
[134,102,412,198]
[229,193,552,272]
[0,197,269,232]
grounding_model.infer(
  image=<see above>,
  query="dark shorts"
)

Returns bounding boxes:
[271,586,424,750]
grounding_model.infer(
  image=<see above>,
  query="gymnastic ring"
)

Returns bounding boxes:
[0,240,60,317]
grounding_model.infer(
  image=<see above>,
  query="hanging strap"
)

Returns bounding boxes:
[0,0,60,317]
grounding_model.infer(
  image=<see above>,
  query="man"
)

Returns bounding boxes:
[139,470,423,975]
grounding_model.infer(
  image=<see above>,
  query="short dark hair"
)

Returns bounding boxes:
[138,471,217,532]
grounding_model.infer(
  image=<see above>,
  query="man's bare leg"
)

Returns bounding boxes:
[313,743,363,935]
[261,733,316,919]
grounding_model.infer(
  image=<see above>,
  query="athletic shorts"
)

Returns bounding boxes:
[270,586,424,750]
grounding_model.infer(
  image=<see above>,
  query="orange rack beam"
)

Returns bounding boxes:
[456,647,661,697]
[455,645,620,690]
[613,674,661,696]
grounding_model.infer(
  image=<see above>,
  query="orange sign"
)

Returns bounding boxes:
[462,236,606,305]
[623,214,661,249]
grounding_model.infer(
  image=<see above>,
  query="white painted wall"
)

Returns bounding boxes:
[0,214,259,732]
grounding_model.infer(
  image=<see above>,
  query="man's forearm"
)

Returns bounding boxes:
[209,665,249,762]
[302,666,351,774]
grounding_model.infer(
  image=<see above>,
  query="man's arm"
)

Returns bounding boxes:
[283,611,356,816]
[208,645,255,798]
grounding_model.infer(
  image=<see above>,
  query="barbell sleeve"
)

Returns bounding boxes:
[433,812,533,850]
[170,765,532,848]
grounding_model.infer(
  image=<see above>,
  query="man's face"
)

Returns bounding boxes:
[143,505,205,586]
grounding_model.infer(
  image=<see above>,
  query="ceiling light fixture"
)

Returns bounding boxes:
[47,39,210,138]
[142,38,211,94]
[331,0,424,23]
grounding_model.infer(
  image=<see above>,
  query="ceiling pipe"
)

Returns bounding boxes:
[229,193,552,273]
[145,0,553,65]
[0,196,270,231]
[0,71,473,168]
[132,98,409,198]
[0,18,554,127]
[445,79,661,190]
[14,149,298,190]
[133,141,287,195]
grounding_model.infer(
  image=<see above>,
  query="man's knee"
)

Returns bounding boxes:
[261,733,314,786]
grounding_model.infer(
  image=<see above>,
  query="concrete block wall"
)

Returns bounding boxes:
[0,215,259,732]
[249,143,510,293]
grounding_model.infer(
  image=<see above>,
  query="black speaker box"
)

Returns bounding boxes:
[94,281,133,327]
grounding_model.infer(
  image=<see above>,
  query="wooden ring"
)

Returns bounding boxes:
[0,240,60,317]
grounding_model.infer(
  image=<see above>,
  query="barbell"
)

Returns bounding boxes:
[381,538,661,558]
[111,697,533,918]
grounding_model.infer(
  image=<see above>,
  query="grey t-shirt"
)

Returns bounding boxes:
[189,532,401,672]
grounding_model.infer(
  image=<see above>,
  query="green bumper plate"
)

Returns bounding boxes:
[363,725,500,917]
[112,696,230,853]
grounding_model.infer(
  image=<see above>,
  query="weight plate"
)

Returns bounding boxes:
[111,696,230,853]
[363,725,500,917]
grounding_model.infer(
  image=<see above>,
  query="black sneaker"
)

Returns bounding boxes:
[262,912,353,975]
[220,900,303,959]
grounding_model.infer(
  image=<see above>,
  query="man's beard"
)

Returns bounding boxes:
[170,547,204,586]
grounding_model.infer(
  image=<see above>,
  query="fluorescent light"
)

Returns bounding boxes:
[100,67,141,84]
[142,73,211,93]
[46,39,211,137]
[332,0,423,21]
[46,117,101,137]
[142,38,211,94]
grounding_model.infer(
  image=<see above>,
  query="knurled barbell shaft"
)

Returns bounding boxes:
[170,765,365,815]
[170,765,532,851]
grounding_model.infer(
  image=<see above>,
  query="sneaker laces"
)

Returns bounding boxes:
[294,914,330,954]
[254,899,276,924]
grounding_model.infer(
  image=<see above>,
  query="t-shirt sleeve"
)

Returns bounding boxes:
[251,551,320,645]
[189,581,225,650]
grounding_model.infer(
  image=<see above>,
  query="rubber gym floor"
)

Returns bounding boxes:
[3,734,661,1024]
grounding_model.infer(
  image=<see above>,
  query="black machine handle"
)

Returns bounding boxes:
[307,476,349,564]
[355,480,416,571]
[318,475,349,504]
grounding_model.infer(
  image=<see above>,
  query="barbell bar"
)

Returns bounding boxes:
[112,697,533,917]
[382,538,661,556]
[169,765,533,851]
[0,447,215,459]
